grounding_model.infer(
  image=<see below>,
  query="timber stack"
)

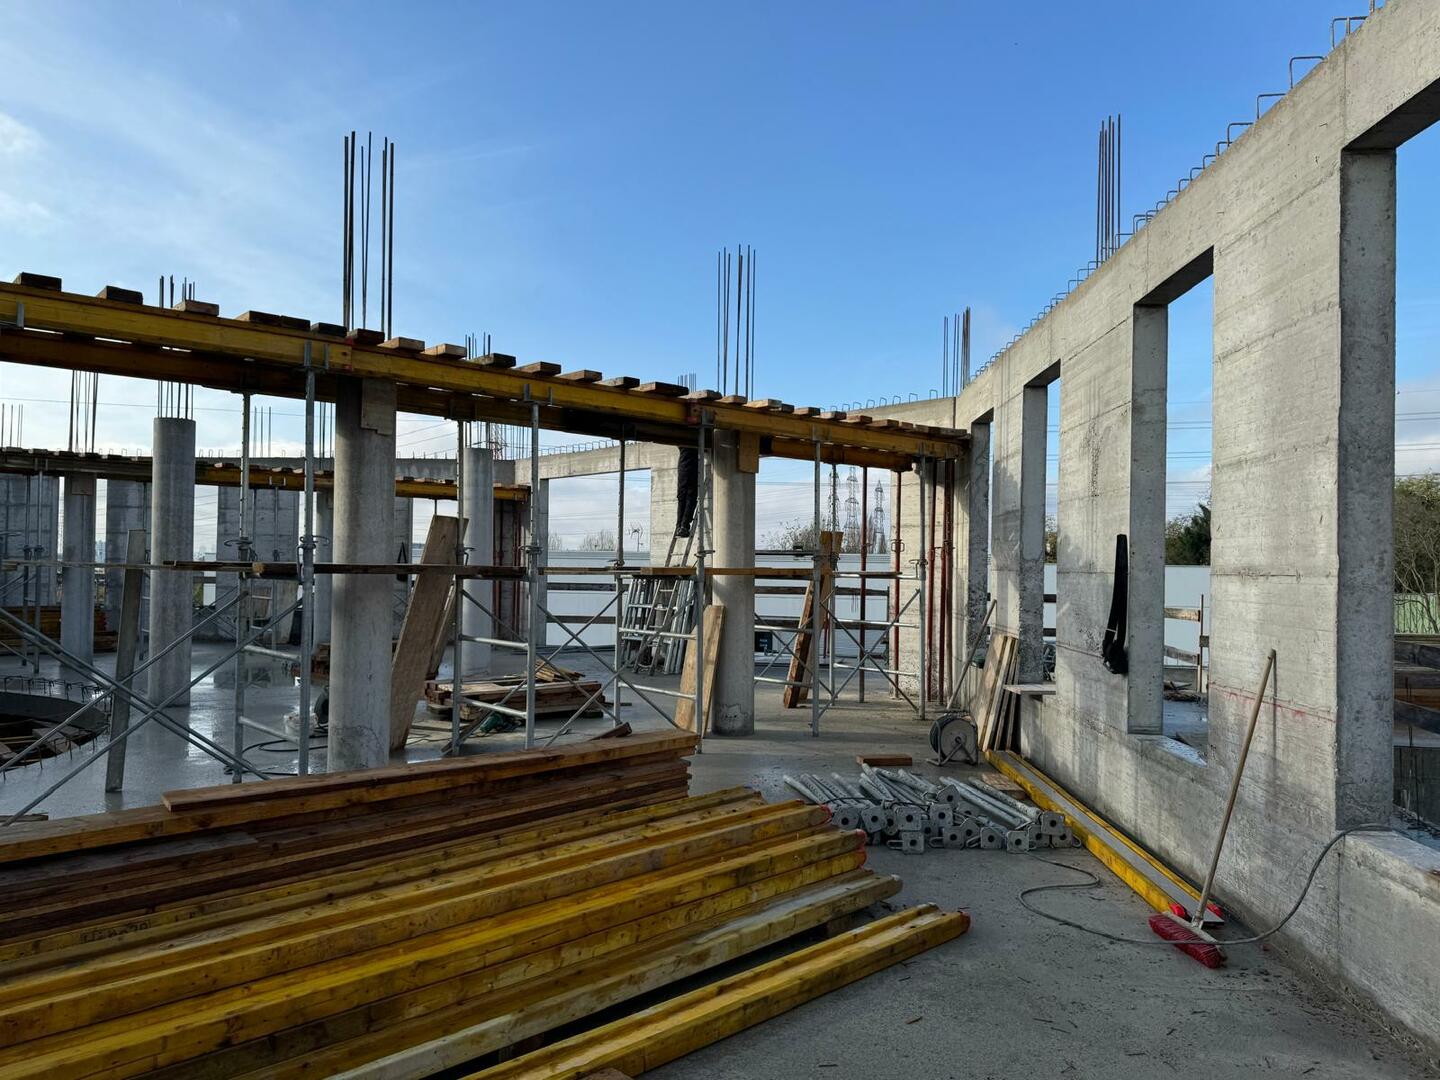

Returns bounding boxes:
[0,730,969,1078]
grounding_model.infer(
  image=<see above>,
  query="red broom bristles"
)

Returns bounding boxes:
[1148,912,1225,968]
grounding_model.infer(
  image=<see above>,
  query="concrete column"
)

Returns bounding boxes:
[104,480,150,633]
[1335,148,1397,828]
[964,419,992,661]
[1128,306,1168,734]
[328,378,397,771]
[60,474,96,684]
[711,431,756,736]
[313,490,334,644]
[461,446,494,676]
[648,451,680,557]
[1018,386,1048,685]
[146,418,196,707]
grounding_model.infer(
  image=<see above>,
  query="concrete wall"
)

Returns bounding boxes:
[878,1,1440,1049]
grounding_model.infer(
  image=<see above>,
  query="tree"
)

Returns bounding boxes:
[1044,515,1058,562]
[762,518,873,554]
[1165,503,1211,566]
[1395,473,1440,634]
[578,528,617,552]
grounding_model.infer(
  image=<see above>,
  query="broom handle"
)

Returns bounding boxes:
[1193,648,1276,928]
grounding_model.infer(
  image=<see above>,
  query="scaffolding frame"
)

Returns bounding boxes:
[0,282,962,816]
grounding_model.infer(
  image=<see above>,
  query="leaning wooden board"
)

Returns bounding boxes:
[390,515,462,750]
[675,605,723,733]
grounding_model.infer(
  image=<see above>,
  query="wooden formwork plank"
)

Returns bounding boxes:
[0,789,762,973]
[205,874,901,1080]
[0,836,868,1075]
[674,605,723,733]
[391,515,462,750]
[0,807,831,1037]
[467,905,969,1080]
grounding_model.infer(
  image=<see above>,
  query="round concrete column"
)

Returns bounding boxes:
[461,445,494,676]
[711,431,756,736]
[328,378,397,771]
[60,474,96,684]
[146,418,196,708]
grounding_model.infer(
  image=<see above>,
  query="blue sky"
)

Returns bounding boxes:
[1,1,1436,546]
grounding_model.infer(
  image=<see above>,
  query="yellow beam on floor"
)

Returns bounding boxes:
[466,905,970,1080]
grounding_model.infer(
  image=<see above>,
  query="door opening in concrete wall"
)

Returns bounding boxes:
[963,413,994,672]
[1020,364,1059,686]
[1043,377,1062,683]
[1392,120,1440,832]
[1129,249,1213,746]
[1162,274,1214,754]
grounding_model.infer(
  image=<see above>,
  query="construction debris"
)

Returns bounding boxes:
[0,731,968,1076]
[785,766,1076,854]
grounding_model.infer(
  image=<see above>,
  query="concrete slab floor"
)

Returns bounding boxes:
[0,648,1435,1077]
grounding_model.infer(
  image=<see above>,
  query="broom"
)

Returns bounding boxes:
[1149,647,1276,968]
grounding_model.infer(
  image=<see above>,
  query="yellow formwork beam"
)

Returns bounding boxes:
[468,905,969,1080]
[241,873,902,1080]
[0,284,966,462]
[0,835,867,1076]
[0,803,831,1029]
[0,788,764,974]
[988,750,1203,914]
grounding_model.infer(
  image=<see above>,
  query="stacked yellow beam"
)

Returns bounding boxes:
[0,735,969,1077]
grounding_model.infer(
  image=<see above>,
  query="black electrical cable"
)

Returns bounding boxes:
[1019,823,1402,947]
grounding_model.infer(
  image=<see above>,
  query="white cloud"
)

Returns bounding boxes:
[0,111,40,156]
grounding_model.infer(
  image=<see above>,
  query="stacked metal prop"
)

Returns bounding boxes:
[785,768,1078,855]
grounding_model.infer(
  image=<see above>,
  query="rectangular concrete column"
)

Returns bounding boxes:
[313,490,333,644]
[648,451,680,555]
[1335,148,1397,828]
[711,431,756,735]
[146,417,196,707]
[60,474,96,684]
[104,480,149,633]
[1128,306,1168,734]
[461,446,494,676]
[329,378,397,771]
[1018,387,1048,684]
[964,419,991,661]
